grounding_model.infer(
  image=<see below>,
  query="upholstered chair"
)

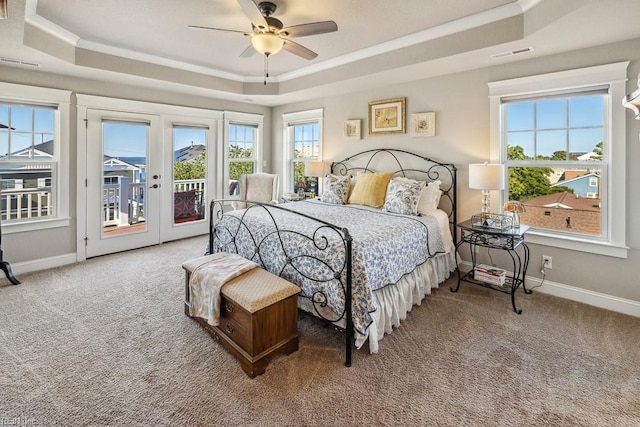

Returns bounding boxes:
[233,173,279,209]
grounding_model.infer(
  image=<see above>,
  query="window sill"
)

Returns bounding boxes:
[526,229,628,258]
[2,217,72,234]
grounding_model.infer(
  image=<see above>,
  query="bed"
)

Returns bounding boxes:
[208,149,457,366]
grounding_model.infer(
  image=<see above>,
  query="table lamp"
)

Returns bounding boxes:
[468,162,505,219]
[304,161,326,197]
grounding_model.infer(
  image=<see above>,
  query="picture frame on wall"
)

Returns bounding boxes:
[410,112,436,137]
[344,119,361,139]
[368,97,405,135]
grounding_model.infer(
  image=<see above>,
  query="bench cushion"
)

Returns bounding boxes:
[223,267,299,313]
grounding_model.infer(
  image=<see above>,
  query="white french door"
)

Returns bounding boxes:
[78,100,223,260]
[85,109,163,258]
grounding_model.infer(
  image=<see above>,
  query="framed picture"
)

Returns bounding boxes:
[368,97,405,135]
[344,119,361,139]
[410,112,436,137]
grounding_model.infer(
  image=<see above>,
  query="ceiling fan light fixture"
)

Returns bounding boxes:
[251,33,284,56]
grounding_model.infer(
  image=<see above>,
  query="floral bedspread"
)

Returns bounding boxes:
[211,199,446,336]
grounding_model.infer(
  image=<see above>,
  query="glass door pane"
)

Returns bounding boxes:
[173,126,206,224]
[102,121,148,237]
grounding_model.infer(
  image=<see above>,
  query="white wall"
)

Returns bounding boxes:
[272,38,640,308]
[0,66,272,265]
[2,36,639,313]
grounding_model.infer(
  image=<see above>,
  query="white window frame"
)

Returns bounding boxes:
[223,111,263,200]
[282,109,323,194]
[489,62,628,258]
[0,82,71,234]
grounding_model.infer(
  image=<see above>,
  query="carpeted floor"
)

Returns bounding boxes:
[0,235,638,426]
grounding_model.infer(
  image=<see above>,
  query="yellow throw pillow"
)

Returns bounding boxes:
[347,172,394,208]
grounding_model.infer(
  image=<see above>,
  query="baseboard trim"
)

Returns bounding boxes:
[8,253,78,276]
[459,261,640,318]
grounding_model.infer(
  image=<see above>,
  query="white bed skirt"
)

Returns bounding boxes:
[298,249,458,353]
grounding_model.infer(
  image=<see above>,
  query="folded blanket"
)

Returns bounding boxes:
[188,253,258,326]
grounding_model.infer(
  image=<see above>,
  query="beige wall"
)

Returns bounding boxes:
[0,67,272,263]
[272,38,640,304]
[1,37,638,307]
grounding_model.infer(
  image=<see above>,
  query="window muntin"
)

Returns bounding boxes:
[504,94,606,237]
[290,122,320,195]
[0,103,57,221]
[228,123,256,196]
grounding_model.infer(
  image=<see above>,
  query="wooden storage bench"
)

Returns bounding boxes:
[183,254,300,378]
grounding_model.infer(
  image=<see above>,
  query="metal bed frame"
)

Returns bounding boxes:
[208,149,457,367]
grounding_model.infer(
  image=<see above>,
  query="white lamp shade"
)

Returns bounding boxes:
[304,161,326,177]
[251,33,284,56]
[469,163,505,190]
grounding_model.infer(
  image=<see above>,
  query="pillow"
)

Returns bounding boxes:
[347,172,394,208]
[321,174,351,204]
[417,180,442,214]
[382,177,426,215]
[174,190,198,219]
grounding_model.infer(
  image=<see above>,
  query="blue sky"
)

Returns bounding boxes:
[0,106,54,155]
[103,123,206,159]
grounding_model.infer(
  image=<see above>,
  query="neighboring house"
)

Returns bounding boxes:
[0,140,54,190]
[174,144,205,162]
[577,152,600,161]
[519,191,601,235]
[552,170,600,198]
[103,156,145,184]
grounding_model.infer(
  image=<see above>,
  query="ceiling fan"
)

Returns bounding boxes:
[189,0,338,82]
[1,0,8,19]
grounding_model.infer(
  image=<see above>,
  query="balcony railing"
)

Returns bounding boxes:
[174,179,205,194]
[1,179,206,225]
[0,187,53,221]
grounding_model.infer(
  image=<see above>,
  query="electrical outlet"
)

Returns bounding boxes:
[542,255,552,269]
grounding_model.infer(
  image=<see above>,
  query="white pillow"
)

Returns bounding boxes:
[382,177,425,215]
[321,174,351,204]
[417,180,442,214]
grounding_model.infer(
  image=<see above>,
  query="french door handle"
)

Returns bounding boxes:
[150,184,160,189]
[153,174,161,179]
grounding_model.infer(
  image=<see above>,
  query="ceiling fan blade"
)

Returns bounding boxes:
[240,44,257,58]
[0,0,7,19]
[282,40,318,60]
[237,0,269,30]
[281,21,338,38]
[188,25,247,34]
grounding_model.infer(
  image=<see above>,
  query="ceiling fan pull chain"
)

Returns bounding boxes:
[264,54,269,85]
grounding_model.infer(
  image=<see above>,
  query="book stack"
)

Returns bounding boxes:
[473,264,506,286]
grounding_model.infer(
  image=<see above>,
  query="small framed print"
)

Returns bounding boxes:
[345,119,361,139]
[410,112,436,137]
[368,97,406,135]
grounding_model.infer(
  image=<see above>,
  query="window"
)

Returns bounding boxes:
[489,62,628,257]
[227,124,256,196]
[0,103,56,221]
[291,123,320,194]
[224,111,263,198]
[0,83,71,232]
[282,109,323,195]
[504,94,604,236]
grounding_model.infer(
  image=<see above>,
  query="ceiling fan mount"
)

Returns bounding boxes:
[257,1,277,18]
[188,0,338,61]
[254,2,283,32]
